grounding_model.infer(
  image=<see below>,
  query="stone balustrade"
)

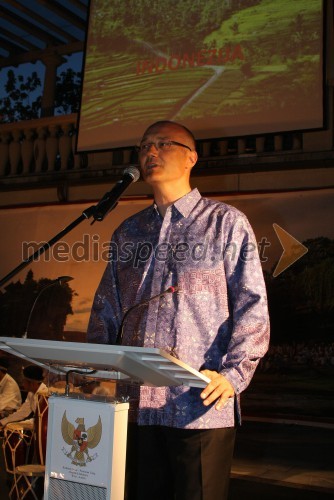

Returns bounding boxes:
[0,114,135,182]
[0,113,305,184]
[1,114,76,177]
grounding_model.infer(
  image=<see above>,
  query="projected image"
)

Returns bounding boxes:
[77,0,323,151]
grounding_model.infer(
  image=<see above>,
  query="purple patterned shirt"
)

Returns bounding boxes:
[87,188,269,428]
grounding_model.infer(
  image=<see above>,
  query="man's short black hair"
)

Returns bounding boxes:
[23,364,44,382]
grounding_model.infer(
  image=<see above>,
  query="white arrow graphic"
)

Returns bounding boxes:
[273,223,308,277]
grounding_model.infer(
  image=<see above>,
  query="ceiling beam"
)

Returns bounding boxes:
[0,36,26,56]
[37,0,86,30]
[0,26,40,51]
[69,0,88,14]
[0,5,66,46]
[5,0,78,43]
[0,41,84,68]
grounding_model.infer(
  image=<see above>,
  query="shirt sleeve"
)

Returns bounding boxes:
[221,211,270,394]
[0,376,22,412]
[87,235,122,344]
[0,392,34,427]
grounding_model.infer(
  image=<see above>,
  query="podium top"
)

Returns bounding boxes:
[0,337,210,389]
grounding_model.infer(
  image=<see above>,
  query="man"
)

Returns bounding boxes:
[88,121,270,500]
[0,364,48,429]
[0,362,21,419]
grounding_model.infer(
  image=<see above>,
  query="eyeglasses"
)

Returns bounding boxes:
[135,140,192,154]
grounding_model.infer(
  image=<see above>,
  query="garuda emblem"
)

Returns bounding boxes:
[61,411,102,466]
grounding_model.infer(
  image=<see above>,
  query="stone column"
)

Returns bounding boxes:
[0,132,10,175]
[59,123,73,170]
[40,51,65,117]
[9,129,22,175]
[22,128,35,174]
[218,140,228,156]
[34,126,47,172]
[71,130,81,169]
[46,125,59,171]
[256,136,265,153]
[201,141,211,157]
[237,138,246,154]
[274,135,283,151]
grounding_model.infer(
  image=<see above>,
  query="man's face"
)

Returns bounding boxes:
[138,123,197,187]
[23,378,40,392]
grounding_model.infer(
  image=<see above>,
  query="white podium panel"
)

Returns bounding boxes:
[44,396,129,500]
[0,337,211,500]
[0,337,210,388]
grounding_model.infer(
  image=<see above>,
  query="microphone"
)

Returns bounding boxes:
[23,275,74,339]
[93,166,140,222]
[115,285,179,345]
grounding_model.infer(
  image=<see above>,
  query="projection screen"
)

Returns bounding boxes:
[77,0,324,152]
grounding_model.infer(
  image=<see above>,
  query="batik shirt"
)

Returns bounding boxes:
[87,188,270,429]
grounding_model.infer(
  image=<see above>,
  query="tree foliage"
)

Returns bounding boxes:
[55,68,82,115]
[0,68,82,123]
[90,0,262,52]
[0,69,42,122]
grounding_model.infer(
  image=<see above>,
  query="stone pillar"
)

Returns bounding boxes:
[59,123,73,170]
[201,141,211,157]
[21,128,35,174]
[274,135,283,151]
[293,134,302,150]
[40,51,65,117]
[46,125,59,171]
[122,149,132,164]
[256,136,265,153]
[218,140,228,156]
[237,138,246,154]
[9,129,22,174]
[0,132,10,175]
[34,127,47,172]
[71,130,81,169]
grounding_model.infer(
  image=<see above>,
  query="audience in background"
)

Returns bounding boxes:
[0,365,48,429]
[0,361,22,419]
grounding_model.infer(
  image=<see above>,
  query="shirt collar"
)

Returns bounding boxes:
[153,188,201,218]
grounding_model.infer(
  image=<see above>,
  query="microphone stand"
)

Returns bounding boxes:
[64,368,96,397]
[0,167,140,288]
[116,286,178,345]
[23,275,74,339]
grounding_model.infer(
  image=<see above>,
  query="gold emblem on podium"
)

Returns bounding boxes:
[61,411,102,466]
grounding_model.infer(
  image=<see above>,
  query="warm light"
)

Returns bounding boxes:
[56,276,74,284]
[23,276,74,338]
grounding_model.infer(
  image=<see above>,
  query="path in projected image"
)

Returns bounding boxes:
[134,38,226,120]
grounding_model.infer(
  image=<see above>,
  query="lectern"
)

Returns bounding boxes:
[0,337,210,500]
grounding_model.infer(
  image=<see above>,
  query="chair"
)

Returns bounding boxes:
[10,395,49,499]
[11,464,45,500]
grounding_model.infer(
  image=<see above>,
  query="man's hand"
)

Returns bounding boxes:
[200,370,235,411]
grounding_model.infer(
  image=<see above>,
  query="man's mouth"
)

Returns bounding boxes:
[145,162,159,172]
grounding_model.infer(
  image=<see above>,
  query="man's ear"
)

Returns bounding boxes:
[188,150,198,170]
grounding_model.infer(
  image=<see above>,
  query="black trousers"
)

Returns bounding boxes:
[125,424,236,500]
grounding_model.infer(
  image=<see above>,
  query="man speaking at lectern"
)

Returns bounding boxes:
[87,121,270,500]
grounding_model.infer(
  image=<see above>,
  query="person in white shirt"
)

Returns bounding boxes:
[0,365,48,429]
[0,364,22,418]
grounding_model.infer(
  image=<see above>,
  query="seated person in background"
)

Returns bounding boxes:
[0,365,48,429]
[0,362,22,419]
[92,381,112,397]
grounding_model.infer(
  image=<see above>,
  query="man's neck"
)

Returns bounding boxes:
[153,184,192,217]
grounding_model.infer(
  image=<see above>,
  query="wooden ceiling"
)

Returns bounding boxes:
[0,0,88,68]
